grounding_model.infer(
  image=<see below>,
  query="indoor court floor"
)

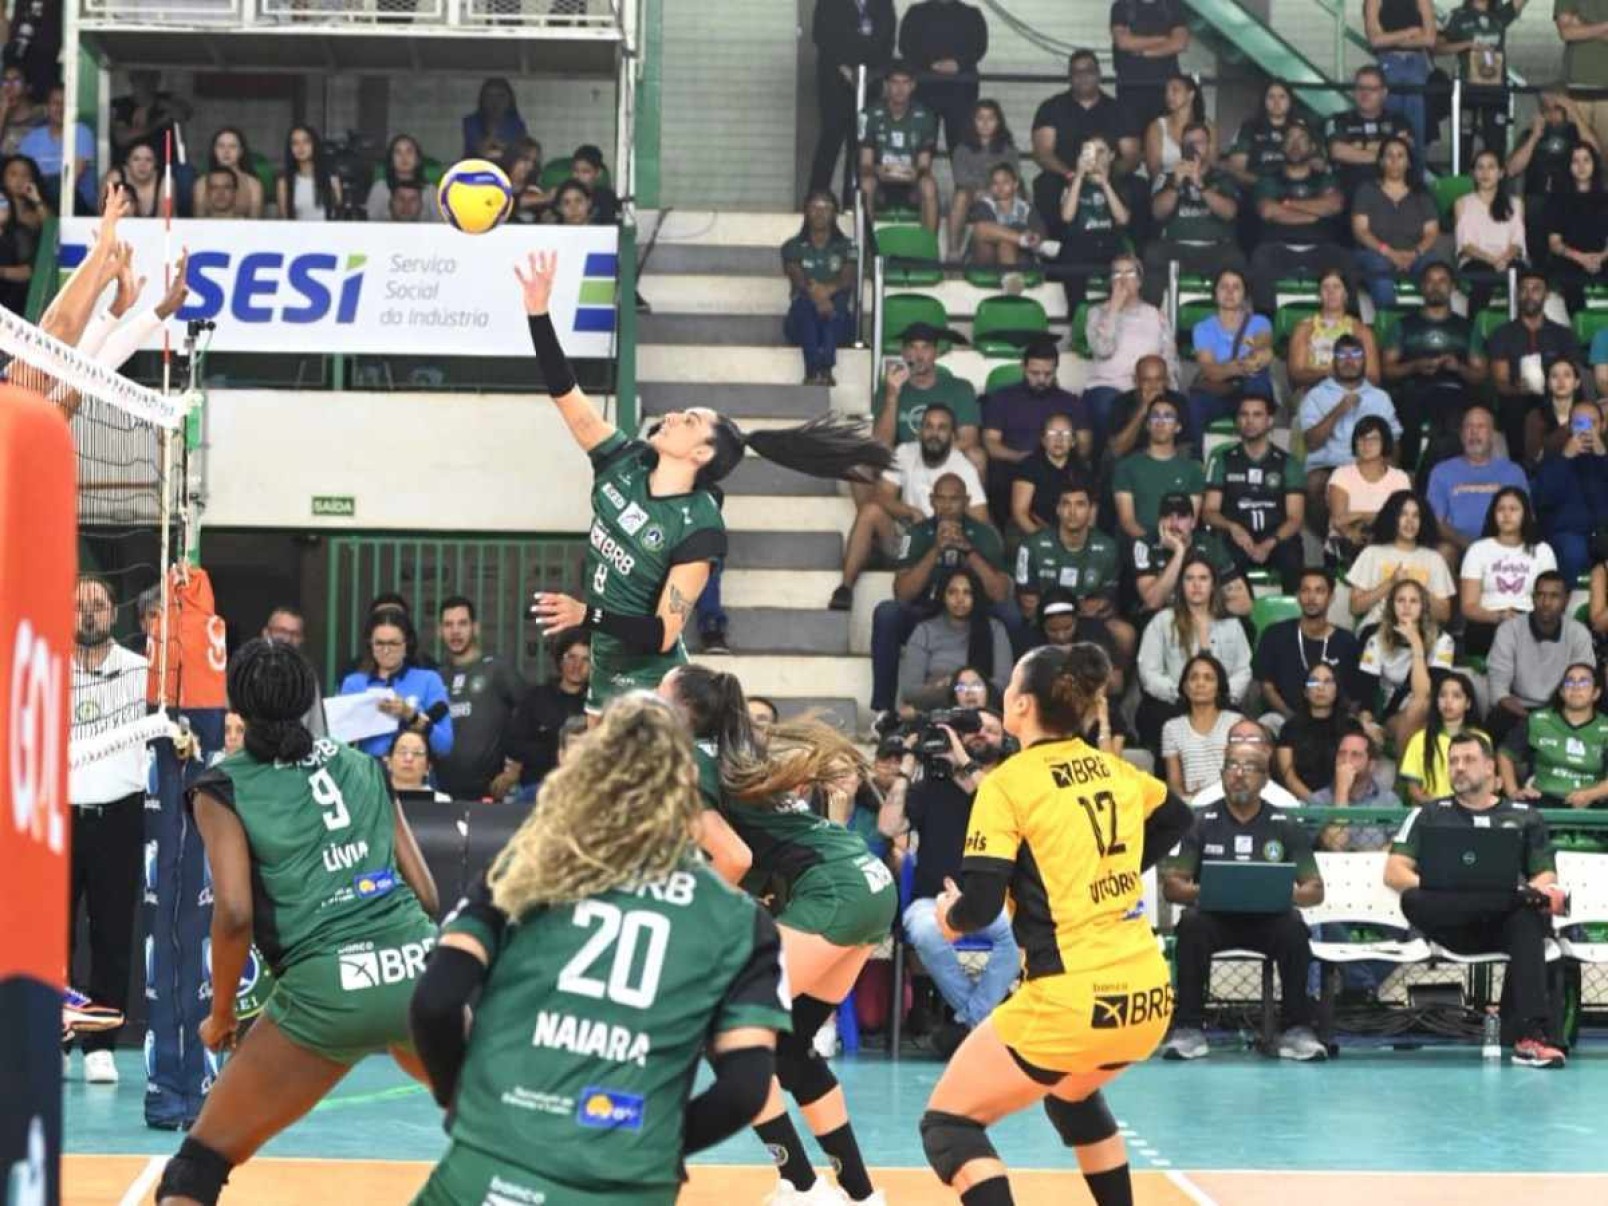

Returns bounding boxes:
[64,1040,1608,1205]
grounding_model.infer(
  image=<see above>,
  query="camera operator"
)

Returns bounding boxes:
[879,708,1019,1058]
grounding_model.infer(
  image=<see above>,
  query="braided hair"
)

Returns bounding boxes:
[227,638,317,764]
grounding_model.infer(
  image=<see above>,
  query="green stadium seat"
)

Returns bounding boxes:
[1251,594,1300,639]
[1373,308,1403,352]
[972,295,1048,358]
[1207,416,1238,437]
[876,225,943,287]
[1392,285,1426,311]
[1586,284,1608,310]
[1274,278,1322,311]
[1176,299,1216,357]
[1432,174,1474,226]
[1175,274,1214,306]
[1273,301,1320,356]
[963,265,1046,290]
[1070,301,1094,357]
[875,205,920,225]
[538,160,612,190]
[881,293,949,354]
[1472,308,1508,350]
[1574,309,1608,351]
[985,363,1024,395]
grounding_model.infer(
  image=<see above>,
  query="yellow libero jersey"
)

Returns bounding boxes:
[962,738,1166,979]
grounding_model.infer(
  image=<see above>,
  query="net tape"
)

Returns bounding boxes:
[0,303,182,430]
[68,711,177,771]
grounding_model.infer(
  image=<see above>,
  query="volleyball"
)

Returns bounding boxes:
[438,157,514,235]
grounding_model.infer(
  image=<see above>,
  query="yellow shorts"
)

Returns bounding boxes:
[991,950,1173,1079]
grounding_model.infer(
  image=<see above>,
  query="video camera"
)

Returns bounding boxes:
[874,707,983,780]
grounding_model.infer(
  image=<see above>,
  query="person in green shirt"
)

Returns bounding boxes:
[858,60,941,231]
[874,321,986,473]
[1141,120,1246,303]
[782,189,859,385]
[516,251,890,714]
[1013,479,1136,663]
[1555,0,1608,155]
[1112,393,1205,541]
[1436,0,1523,165]
[1499,661,1608,808]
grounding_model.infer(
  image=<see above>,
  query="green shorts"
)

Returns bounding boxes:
[778,857,897,947]
[413,1140,676,1206]
[586,649,686,714]
[265,915,436,1065]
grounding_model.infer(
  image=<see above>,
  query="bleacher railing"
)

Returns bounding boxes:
[76,0,622,29]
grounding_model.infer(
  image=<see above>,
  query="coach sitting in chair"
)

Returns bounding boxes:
[1384,731,1570,1069]
[1160,728,1328,1062]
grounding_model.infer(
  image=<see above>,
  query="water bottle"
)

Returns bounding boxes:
[1481,1007,1501,1060]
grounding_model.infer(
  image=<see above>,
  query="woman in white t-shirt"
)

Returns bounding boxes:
[1459,486,1557,657]
[1325,415,1411,555]
[1358,578,1455,749]
[1161,653,1243,798]
[1346,489,1456,630]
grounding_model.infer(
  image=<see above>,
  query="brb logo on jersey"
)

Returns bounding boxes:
[337,937,434,991]
[1090,985,1174,1029]
[179,251,366,326]
[576,1087,645,1131]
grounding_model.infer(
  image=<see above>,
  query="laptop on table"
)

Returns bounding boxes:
[1417,827,1523,892]
[1198,861,1298,913]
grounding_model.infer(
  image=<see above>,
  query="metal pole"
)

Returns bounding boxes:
[1451,77,1463,176]
[870,251,886,413]
[1333,3,1345,81]
[62,7,80,212]
[1508,264,1517,320]
[1167,258,1180,336]
[852,64,868,347]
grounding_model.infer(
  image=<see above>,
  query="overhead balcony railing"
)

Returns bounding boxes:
[75,0,624,34]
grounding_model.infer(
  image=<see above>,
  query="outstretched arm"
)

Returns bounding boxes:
[516,250,618,453]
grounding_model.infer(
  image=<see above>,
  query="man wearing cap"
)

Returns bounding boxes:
[874,321,985,474]
[858,60,942,232]
[1296,332,1401,534]
[981,337,1091,523]
[1133,491,1251,617]
[1203,392,1307,592]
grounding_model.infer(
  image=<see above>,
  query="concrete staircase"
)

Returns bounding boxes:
[638,210,888,732]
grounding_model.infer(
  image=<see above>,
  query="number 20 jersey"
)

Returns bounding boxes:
[441,861,791,1195]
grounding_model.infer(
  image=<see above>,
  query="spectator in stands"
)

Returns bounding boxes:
[1526,357,1590,466]
[1137,555,1253,746]
[1288,268,1382,392]
[782,188,857,386]
[197,167,238,222]
[897,568,1012,710]
[1437,0,1523,165]
[387,730,451,806]
[1007,413,1091,536]
[859,61,941,233]
[1106,352,1186,462]
[1029,48,1140,225]
[434,596,523,801]
[19,84,92,214]
[1142,121,1245,305]
[983,339,1091,519]
[1326,65,1415,199]
[873,323,984,469]
[1359,579,1455,748]
[897,0,989,151]
[1133,490,1253,616]
[1185,269,1274,447]
[1083,252,1179,441]
[338,608,453,760]
[1427,404,1529,562]
[1203,393,1306,591]
[868,471,1009,714]
[1013,479,1131,652]
[260,605,324,738]
[1163,653,1244,797]
[1308,727,1400,854]
[569,146,621,224]
[1161,733,1327,1062]
[1051,133,1131,313]
[1509,89,1600,256]
[1110,0,1190,130]
[1556,0,1608,153]
[1351,137,1440,311]
[1144,71,1208,182]
[1400,671,1485,804]
[1385,731,1568,1069]
[1114,394,1202,543]
[834,404,988,611]
[1544,144,1607,312]
[276,124,341,222]
[191,128,261,220]
[1347,489,1456,628]
[368,134,440,223]
[1488,571,1597,747]
[810,0,896,192]
[1383,260,1486,470]
[386,183,425,223]
[1363,0,1436,150]
[0,157,38,311]
[1455,150,1528,316]
[3,1,59,108]
[1485,271,1577,464]
[1459,487,1557,656]
[1594,552,1608,664]
[547,179,593,228]
[948,99,1018,251]
[505,632,589,794]
[503,138,550,226]
[1257,569,1366,725]
[1250,122,1350,313]
[1275,662,1351,797]
[1225,78,1296,193]
[462,77,526,158]
[1531,399,1608,582]
[1033,587,1122,670]
[1500,662,1608,807]
[222,711,245,758]
[964,160,1046,273]
[110,69,190,169]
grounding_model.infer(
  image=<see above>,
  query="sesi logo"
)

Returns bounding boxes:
[179,251,367,325]
[8,617,66,856]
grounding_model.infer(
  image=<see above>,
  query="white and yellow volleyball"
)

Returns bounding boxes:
[438,157,515,235]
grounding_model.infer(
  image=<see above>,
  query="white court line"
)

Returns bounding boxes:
[1164,1169,1221,1205]
[117,1155,163,1206]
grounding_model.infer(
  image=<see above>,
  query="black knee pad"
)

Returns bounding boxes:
[920,1110,998,1185]
[1044,1090,1118,1147]
[774,1029,838,1107]
[156,1138,233,1205]
[790,994,836,1043]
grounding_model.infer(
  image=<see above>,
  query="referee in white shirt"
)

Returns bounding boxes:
[68,575,151,1084]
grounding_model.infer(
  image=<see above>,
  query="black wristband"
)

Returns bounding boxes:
[582,605,667,655]
[527,313,577,397]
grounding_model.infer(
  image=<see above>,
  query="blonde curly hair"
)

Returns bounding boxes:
[489,693,700,916]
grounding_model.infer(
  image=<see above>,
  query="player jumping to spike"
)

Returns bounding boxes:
[516,250,890,713]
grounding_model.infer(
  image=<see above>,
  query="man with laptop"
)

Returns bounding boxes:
[1385,731,1571,1069]
[1160,724,1328,1062]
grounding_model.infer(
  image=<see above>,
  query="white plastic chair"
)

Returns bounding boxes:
[1555,851,1608,963]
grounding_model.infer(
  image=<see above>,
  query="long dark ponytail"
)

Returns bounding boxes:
[228,638,317,764]
[669,663,758,761]
[699,413,893,491]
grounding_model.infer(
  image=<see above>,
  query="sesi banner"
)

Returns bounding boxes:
[57,220,621,358]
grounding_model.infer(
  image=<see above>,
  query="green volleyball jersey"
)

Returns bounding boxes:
[1014,529,1121,602]
[859,100,939,174]
[586,432,727,670]
[188,740,427,973]
[1522,709,1608,798]
[441,861,791,1196]
[1205,442,1304,538]
[781,231,856,289]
